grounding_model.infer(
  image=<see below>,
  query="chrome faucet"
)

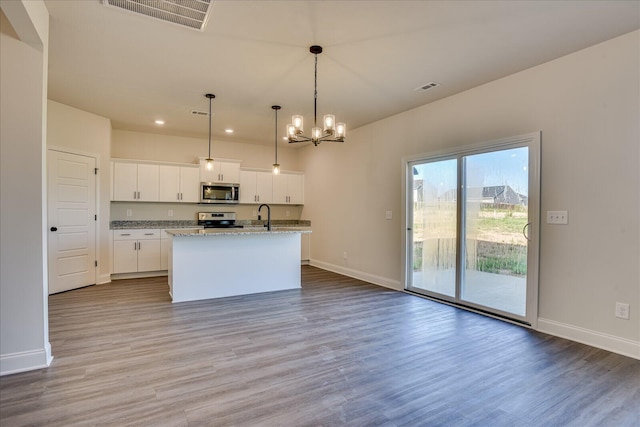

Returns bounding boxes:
[258,204,271,231]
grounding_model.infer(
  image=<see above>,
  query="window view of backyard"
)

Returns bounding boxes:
[411,147,529,316]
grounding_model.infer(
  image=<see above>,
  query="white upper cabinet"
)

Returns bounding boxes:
[240,170,273,204]
[159,165,199,203]
[112,161,159,201]
[199,159,241,183]
[272,172,304,204]
[179,166,200,202]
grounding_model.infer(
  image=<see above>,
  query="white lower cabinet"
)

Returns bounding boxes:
[112,229,161,274]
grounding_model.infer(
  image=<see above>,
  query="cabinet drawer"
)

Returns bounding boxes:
[113,229,161,240]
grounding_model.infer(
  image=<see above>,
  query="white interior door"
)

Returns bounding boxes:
[48,150,97,294]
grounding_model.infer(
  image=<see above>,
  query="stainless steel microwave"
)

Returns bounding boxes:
[200,182,239,204]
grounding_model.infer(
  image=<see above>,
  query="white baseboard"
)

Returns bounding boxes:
[110,271,168,281]
[98,273,111,285]
[0,342,53,376]
[309,259,401,290]
[537,318,640,360]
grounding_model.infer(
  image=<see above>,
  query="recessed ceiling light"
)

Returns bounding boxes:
[154,119,165,125]
[225,129,234,134]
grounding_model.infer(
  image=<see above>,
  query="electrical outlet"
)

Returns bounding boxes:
[386,210,393,220]
[547,210,568,224]
[168,209,173,217]
[126,209,132,217]
[252,210,257,217]
[343,251,347,260]
[615,302,630,320]
[286,210,290,217]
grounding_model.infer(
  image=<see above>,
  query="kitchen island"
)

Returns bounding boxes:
[165,228,311,303]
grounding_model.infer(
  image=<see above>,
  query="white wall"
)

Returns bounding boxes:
[47,101,112,284]
[112,129,301,171]
[301,31,640,358]
[0,0,52,375]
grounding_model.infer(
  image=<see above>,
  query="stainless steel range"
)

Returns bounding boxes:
[197,212,242,228]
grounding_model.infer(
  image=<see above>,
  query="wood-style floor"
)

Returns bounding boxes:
[1,266,638,426]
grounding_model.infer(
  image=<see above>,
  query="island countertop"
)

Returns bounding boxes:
[165,227,311,237]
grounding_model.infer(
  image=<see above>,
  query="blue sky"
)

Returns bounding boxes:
[414,146,529,196]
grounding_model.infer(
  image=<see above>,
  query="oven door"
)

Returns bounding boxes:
[200,183,239,204]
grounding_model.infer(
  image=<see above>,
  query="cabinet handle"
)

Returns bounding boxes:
[121,233,131,236]
[138,242,142,250]
[144,233,154,235]
[133,191,136,199]
[134,242,137,250]
[180,193,183,201]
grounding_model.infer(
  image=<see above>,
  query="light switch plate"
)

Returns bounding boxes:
[385,210,393,220]
[547,210,568,224]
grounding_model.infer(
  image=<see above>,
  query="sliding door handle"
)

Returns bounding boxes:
[523,223,531,241]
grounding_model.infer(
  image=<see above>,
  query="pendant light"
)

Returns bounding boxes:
[287,45,346,146]
[204,93,215,171]
[272,105,281,175]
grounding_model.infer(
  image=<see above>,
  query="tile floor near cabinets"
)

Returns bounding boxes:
[1,266,638,426]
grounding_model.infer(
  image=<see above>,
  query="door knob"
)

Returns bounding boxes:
[50,227,58,232]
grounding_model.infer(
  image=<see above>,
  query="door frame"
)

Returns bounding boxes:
[47,146,101,289]
[402,132,540,327]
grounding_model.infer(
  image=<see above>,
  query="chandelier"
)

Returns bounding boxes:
[287,45,346,146]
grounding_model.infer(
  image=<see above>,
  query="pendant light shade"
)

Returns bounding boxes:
[272,105,281,175]
[204,93,215,170]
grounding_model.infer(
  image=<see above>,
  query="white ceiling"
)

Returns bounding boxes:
[44,0,640,146]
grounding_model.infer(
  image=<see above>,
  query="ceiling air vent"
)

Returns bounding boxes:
[104,0,213,31]
[414,82,440,92]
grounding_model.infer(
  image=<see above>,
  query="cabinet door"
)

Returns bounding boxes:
[287,174,304,204]
[113,162,138,201]
[255,171,273,203]
[136,164,159,201]
[179,166,200,203]
[159,165,181,202]
[239,170,257,204]
[113,240,138,273]
[160,239,169,270]
[272,173,288,204]
[137,239,161,272]
[218,162,240,183]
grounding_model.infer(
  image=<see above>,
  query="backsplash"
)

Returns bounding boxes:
[110,202,304,222]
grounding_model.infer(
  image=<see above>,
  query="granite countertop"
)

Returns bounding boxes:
[110,220,201,230]
[110,219,311,230]
[165,227,312,237]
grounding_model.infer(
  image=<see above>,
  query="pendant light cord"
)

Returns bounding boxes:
[313,53,318,129]
[208,96,212,159]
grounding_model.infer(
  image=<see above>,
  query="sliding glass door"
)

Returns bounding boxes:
[406,133,539,325]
